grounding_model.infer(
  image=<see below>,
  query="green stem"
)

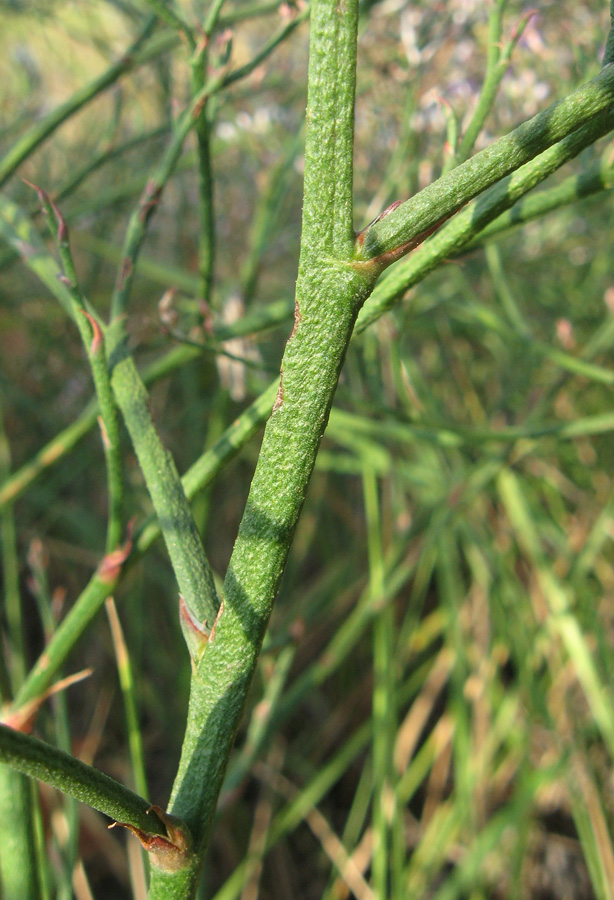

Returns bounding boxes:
[356,64,614,263]
[356,105,614,332]
[109,71,225,319]
[0,768,44,900]
[463,144,614,248]
[106,599,149,799]
[149,3,364,895]
[456,0,507,162]
[0,399,44,900]
[107,321,219,640]
[29,187,124,552]
[193,98,216,306]
[457,1,532,163]
[0,395,23,695]
[190,0,232,305]
[0,193,84,319]
[190,10,220,308]
[363,464,396,898]
[0,725,166,837]
[204,0,228,32]
[142,0,196,46]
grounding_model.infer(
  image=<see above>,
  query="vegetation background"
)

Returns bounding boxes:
[1,1,614,898]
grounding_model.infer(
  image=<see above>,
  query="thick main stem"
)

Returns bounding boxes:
[147,3,369,896]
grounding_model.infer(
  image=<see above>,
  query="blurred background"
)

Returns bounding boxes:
[1,1,614,898]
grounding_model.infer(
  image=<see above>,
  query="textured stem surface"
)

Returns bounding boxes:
[148,3,366,896]
[0,725,166,837]
[356,64,614,262]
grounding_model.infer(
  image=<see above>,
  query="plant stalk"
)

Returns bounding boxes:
[148,3,367,895]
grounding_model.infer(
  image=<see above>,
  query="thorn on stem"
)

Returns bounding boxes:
[138,179,162,223]
[355,200,403,247]
[115,257,133,293]
[23,179,68,243]
[80,309,104,356]
[179,595,209,666]
[110,806,193,872]
[97,520,135,583]
[510,9,538,44]
[97,415,111,450]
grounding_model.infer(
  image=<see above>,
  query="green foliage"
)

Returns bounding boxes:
[1,1,614,899]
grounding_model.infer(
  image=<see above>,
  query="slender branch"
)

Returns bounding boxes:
[0,724,167,837]
[0,769,44,899]
[189,7,224,307]
[107,321,220,650]
[0,196,218,696]
[455,0,508,164]
[462,143,614,250]
[191,93,216,306]
[355,64,614,264]
[204,0,228,33]
[142,0,196,47]
[172,0,230,306]
[106,599,149,799]
[457,3,532,163]
[356,105,614,332]
[0,187,124,552]
[26,186,124,552]
[0,395,24,695]
[109,71,225,319]
[0,194,79,319]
